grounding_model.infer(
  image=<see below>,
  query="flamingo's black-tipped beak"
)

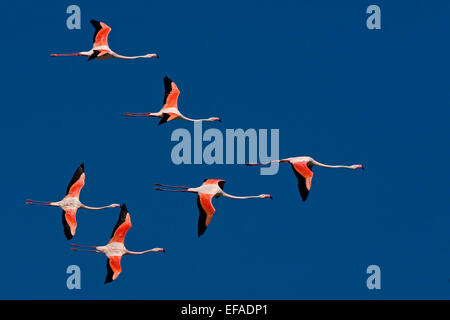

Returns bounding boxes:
[361,166,365,170]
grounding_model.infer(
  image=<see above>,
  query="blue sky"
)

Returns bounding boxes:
[0,0,449,299]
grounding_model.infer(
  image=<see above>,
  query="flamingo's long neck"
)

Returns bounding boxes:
[126,249,161,255]
[222,192,260,200]
[80,204,115,210]
[312,161,355,169]
[180,115,214,122]
[113,54,154,60]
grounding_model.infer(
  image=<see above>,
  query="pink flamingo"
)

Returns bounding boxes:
[26,163,120,240]
[247,156,364,202]
[71,204,165,284]
[155,179,272,237]
[125,76,221,125]
[50,20,158,61]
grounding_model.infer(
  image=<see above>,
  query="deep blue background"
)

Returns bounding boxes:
[0,1,449,299]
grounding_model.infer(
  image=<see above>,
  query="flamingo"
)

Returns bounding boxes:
[155,179,272,237]
[246,156,364,202]
[71,204,165,284]
[26,163,120,240]
[50,20,159,61]
[124,76,221,125]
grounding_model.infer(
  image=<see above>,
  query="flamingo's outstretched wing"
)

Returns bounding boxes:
[62,208,78,240]
[109,204,132,244]
[162,76,180,110]
[197,193,215,237]
[66,163,85,198]
[91,20,111,48]
[291,162,314,202]
[105,256,122,284]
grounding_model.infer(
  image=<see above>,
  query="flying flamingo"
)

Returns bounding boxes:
[246,156,364,202]
[124,76,221,125]
[50,20,159,61]
[155,179,272,237]
[26,163,120,240]
[71,204,165,284]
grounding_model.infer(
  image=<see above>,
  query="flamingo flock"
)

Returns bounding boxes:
[26,18,365,284]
